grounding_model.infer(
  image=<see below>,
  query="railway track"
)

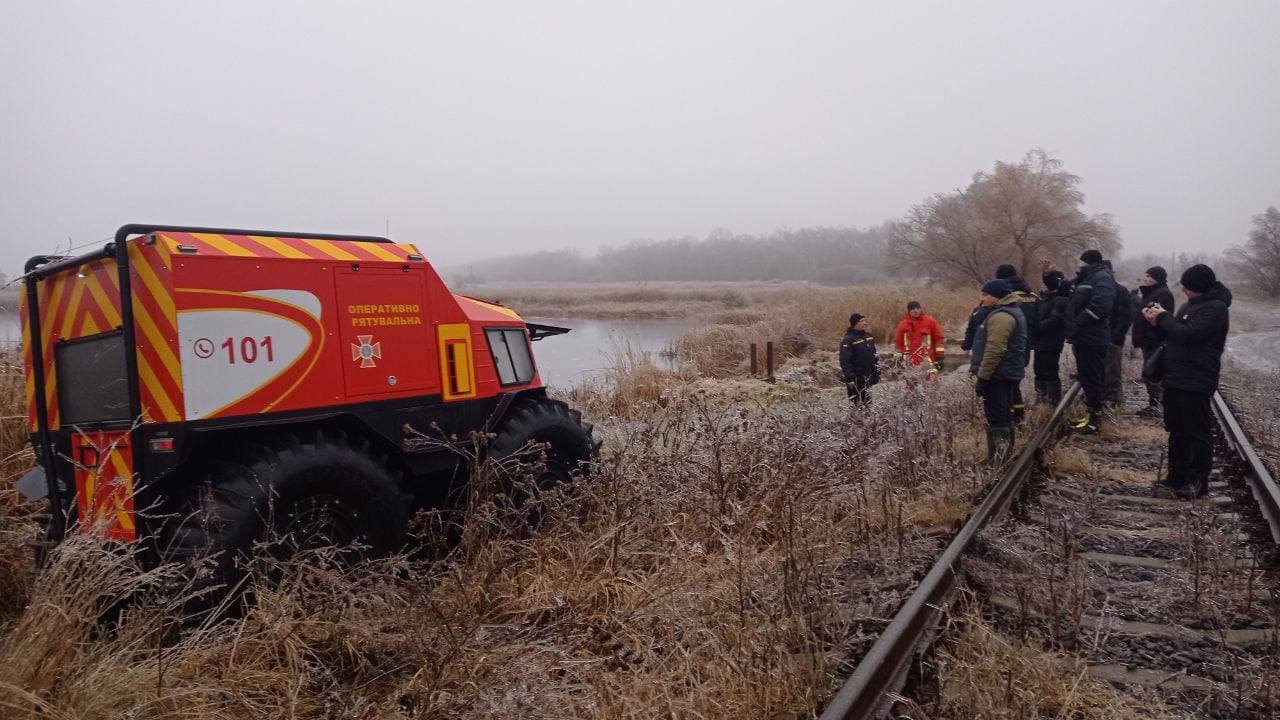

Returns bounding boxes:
[822,381,1280,719]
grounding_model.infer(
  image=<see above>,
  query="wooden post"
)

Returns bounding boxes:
[765,341,775,383]
[749,343,758,376]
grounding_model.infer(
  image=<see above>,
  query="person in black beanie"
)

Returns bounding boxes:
[1131,266,1176,416]
[839,313,880,404]
[1052,249,1117,434]
[1031,269,1070,403]
[1141,264,1231,498]
[969,278,1028,462]
[993,264,1038,424]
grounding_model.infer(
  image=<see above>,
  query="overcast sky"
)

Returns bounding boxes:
[2,1,1277,273]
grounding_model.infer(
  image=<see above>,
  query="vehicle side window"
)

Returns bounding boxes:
[485,328,535,386]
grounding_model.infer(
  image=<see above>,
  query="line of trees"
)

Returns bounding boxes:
[452,225,893,284]
[450,150,1272,293]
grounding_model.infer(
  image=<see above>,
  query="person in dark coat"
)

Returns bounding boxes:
[839,313,880,404]
[961,303,992,355]
[1141,264,1231,498]
[1058,249,1117,434]
[1131,266,1176,417]
[995,264,1039,424]
[969,279,1029,462]
[1032,269,1070,404]
[1103,263,1133,409]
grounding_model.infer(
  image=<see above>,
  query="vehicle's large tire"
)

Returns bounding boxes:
[161,431,409,596]
[487,396,598,497]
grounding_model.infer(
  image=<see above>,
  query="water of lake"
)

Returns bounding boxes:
[0,311,689,389]
[0,312,19,347]
[527,317,692,388]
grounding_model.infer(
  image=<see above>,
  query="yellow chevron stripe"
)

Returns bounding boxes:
[133,303,182,387]
[79,315,102,336]
[56,280,86,340]
[84,275,122,327]
[302,239,359,261]
[105,450,135,531]
[130,246,176,323]
[137,353,180,422]
[156,235,180,269]
[396,244,420,257]
[194,233,256,257]
[360,242,401,262]
[247,235,310,259]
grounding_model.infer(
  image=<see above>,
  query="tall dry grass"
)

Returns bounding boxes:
[0,351,36,626]
[670,284,978,377]
[0,355,1010,718]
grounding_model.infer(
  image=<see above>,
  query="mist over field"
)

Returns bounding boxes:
[2,1,1278,275]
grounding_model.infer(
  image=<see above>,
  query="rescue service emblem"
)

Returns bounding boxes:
[351,335,382,368]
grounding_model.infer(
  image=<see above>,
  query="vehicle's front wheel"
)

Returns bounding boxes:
[487,396,598,501]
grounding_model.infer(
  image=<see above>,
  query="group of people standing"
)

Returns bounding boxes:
[838,249,1232,499]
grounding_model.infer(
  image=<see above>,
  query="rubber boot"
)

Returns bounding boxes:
[1046,380,1062,405]
[1071,410,1100,435]
[1034,379,1048,404]
[1012,403,1026,426]
[987,426,1014,464]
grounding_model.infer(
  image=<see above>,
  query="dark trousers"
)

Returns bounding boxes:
[1033,348,1061,382]
[1104,344,1123,407]
[846,382,871,405]
[1140,346,1161,405]
[1072,343,1107,412]
[982,378,1016,429]
[1163,387,1213,488]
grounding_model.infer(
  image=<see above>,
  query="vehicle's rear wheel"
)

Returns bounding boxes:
[487,396,598,503]
[161,431,409,599]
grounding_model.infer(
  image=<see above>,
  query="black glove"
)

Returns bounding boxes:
[974,378,989,397]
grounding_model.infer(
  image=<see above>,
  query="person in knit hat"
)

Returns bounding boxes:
[893,300,946,382]
[969,278,1028,462]
[1031,269,1071,404]
[1141,263,1231,498]
[1056,249,1117,434]
[839,313,879,404]
[991,264,1039,423]
[1131,265,1176,416]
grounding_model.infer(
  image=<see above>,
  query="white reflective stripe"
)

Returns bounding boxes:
[1076,284,1092,290]
[1085,309,1100,320]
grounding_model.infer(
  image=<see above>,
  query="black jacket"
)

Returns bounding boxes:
[1065,262,1117,346]
[839,328,879,386]
[1131,283,1176,349]
[1032,287,1069,352]
[1153,282,1231,394]
[1110,282,1133,346]
[962,304,992,352]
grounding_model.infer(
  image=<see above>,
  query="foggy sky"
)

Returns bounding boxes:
[2,1,1278,274]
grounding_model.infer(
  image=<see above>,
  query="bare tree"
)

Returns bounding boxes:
[1226,206,1280,297]
[889,149,1121,286]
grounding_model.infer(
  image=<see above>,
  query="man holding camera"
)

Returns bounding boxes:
[1131,266,1176,417]
[1141,264,1232,499]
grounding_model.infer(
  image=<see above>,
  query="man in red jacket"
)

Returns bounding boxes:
[894,301,946,379]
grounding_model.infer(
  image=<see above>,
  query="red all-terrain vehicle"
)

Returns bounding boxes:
[20,224,596,576]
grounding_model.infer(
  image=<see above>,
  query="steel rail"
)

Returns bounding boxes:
[819,382,1082,720]
[1211,391,1280,546]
